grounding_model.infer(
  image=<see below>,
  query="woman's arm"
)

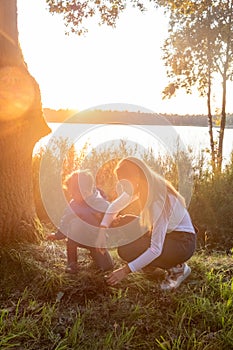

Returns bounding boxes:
[128,201,170,272]
[100,192,136,228]
[106,202,170,285]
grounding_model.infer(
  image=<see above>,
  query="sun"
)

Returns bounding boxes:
[17,0,226,115]
[17,0,174,113]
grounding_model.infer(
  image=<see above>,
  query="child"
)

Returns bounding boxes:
[47,169,114,273]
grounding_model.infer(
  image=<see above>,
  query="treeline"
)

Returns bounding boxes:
[43,108,78,123]
[44,108,233,127]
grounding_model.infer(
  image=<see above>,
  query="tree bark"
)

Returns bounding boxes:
[0,1,51,243]
[0,0,23,67]
[217,74,227,173]
[206,68,215,173]
[217,0,233,173]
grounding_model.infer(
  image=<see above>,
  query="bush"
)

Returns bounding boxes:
[32,138,233,251]
[190,162,233,251]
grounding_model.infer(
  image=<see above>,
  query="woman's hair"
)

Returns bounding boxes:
[115,157,186,229]
[64,169,94,200]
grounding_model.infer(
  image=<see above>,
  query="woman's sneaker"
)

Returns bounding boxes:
[160,263,191,291]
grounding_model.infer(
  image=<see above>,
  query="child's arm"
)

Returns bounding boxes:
[100,192,137,228]
[47,230,65,241]
[47,202,76,240]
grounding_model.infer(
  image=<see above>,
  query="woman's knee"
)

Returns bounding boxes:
[117,245,131,262]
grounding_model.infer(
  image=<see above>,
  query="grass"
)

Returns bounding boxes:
[0,241,232,350]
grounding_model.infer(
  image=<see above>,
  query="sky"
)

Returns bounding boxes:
[17,0,231,115]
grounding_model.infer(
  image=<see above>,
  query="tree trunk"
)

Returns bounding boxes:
[206,69,215,173]
[217,0,232,173]
[0,0,23,67]
[0,1,51,244]
[217,75,227,173]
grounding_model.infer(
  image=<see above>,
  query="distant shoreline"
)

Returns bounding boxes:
[43,108,233,128]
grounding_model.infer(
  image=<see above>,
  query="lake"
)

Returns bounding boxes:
[34,123,233,167]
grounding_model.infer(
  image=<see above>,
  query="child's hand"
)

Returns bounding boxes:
[46,233,57,241]
[46,231,65,241]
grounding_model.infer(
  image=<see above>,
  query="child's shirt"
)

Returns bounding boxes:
[55,190,109,238]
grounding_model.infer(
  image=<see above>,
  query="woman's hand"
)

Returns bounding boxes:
[106,265,131,286]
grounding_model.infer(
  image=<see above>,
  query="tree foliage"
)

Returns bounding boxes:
[46,0,153,35]
[46,0,233,173]
[160,0,233,172]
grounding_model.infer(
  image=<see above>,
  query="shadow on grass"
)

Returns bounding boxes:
[0,242,232,350]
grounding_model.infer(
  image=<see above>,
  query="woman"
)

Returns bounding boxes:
[100,157,196,290]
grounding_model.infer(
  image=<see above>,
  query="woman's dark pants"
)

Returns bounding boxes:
[115,215,196,269]
[67,214,196,271]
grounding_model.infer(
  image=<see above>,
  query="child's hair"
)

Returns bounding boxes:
[64,169,94,200]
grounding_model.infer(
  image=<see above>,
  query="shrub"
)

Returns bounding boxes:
[190,161,233,251]
[32,138,233,251]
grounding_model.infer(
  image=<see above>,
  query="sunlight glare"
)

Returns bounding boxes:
[0,66,34,121]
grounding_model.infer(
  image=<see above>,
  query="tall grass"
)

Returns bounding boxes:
[1,136,228,349]
[33,136,233,251]
[190,151,233,250]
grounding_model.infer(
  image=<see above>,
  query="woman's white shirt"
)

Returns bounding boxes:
[100,191,195,272]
